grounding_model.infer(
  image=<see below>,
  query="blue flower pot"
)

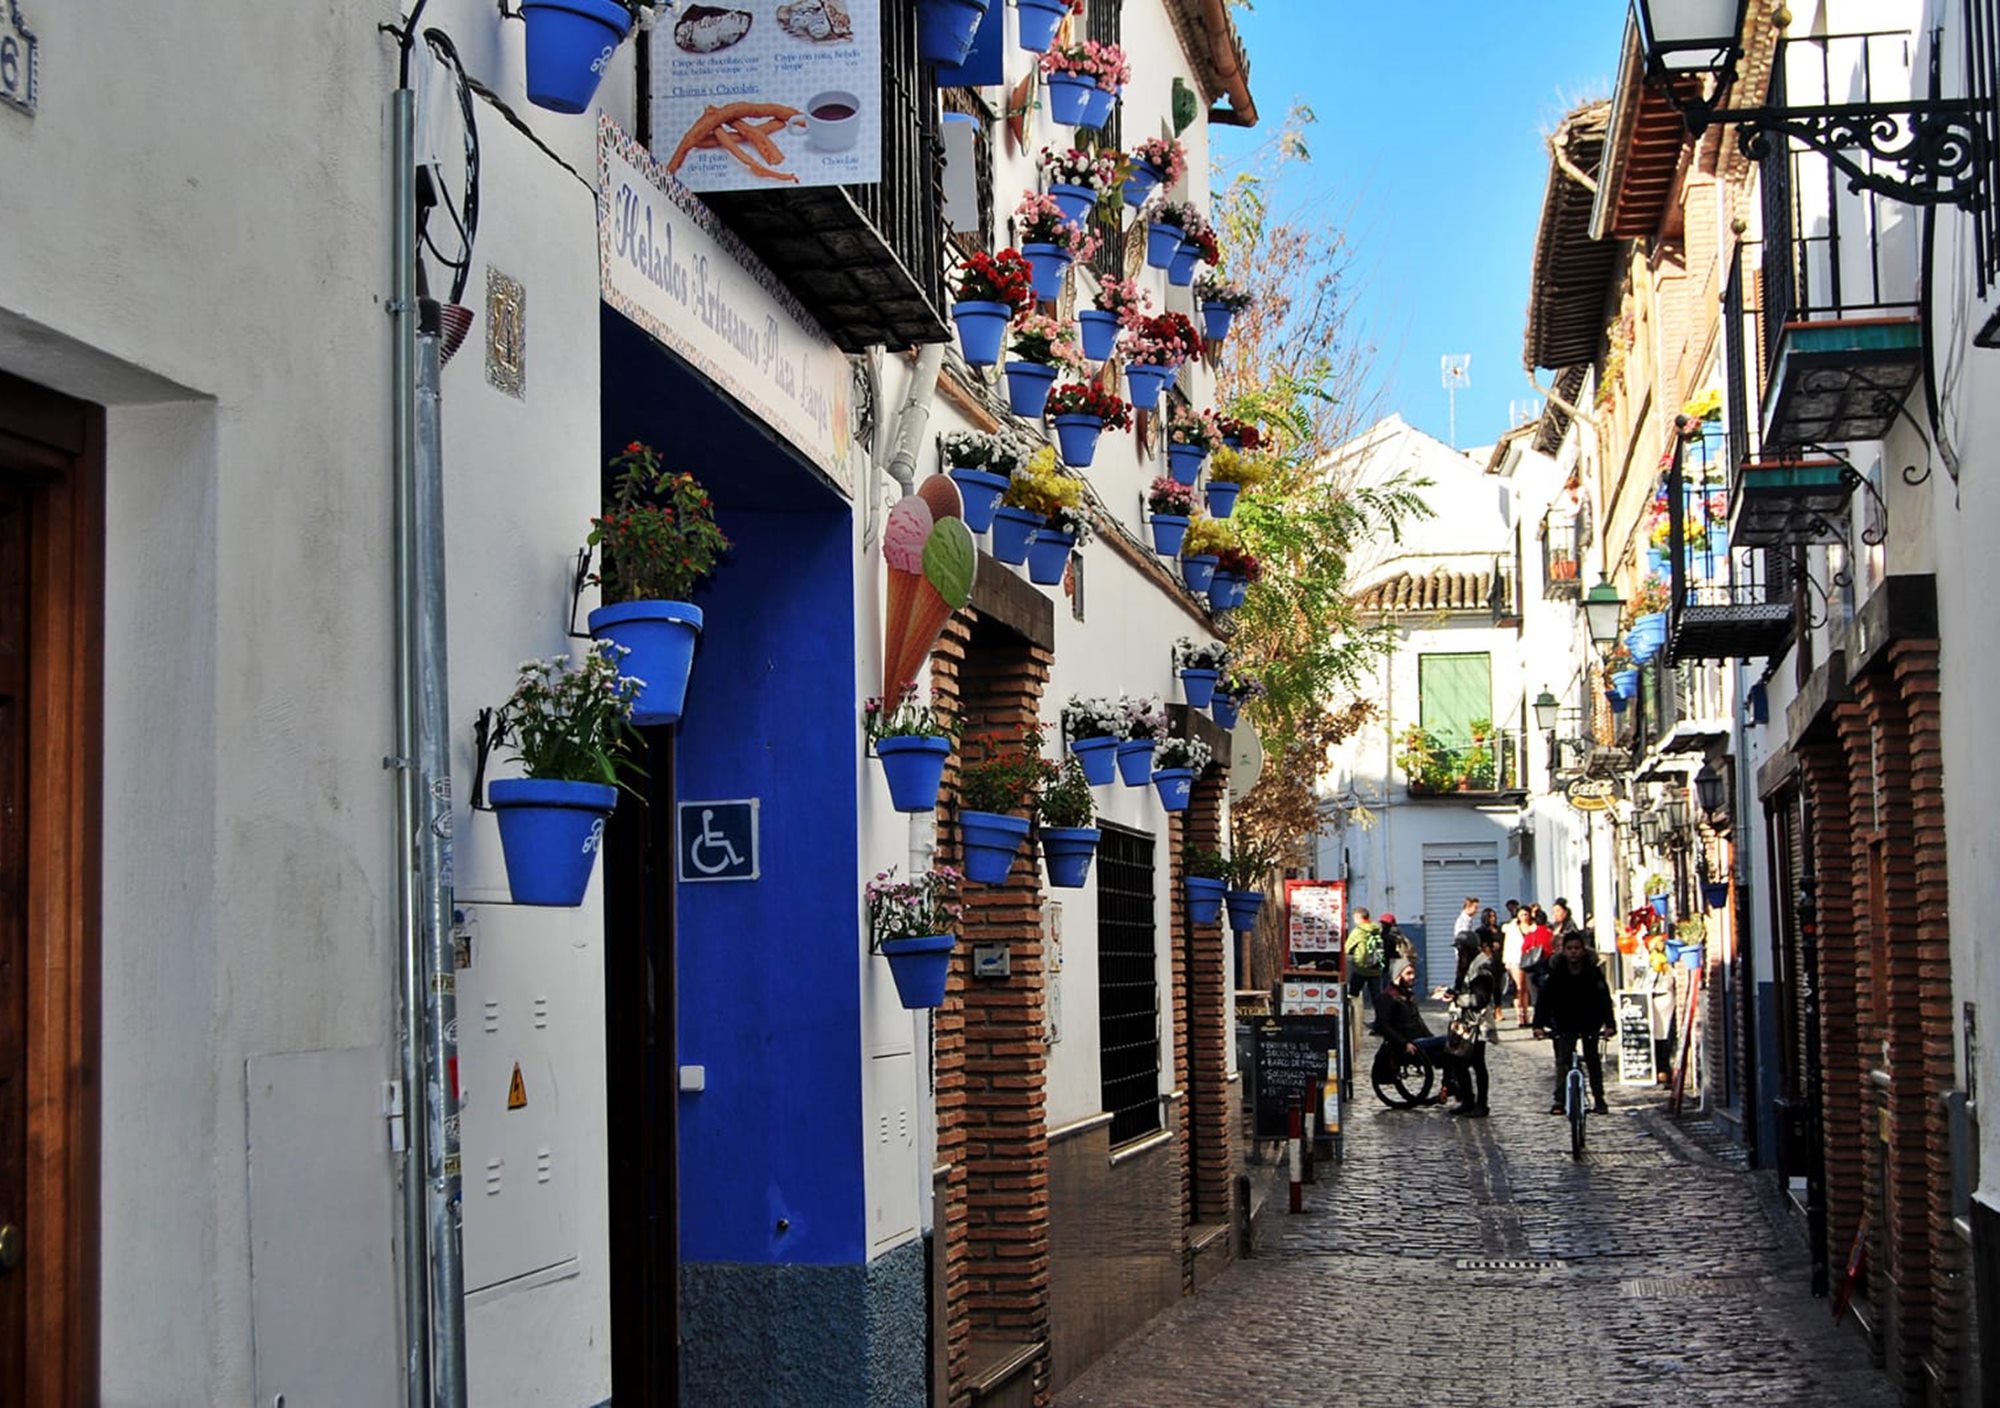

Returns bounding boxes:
[1225,887,1265,933]
[879,934,955,1010]
[1045,72,1094,125]
[952,299,1011,367]
[1146,221,1182,269]
[1078,308,1119,362]
[1181,553,1218,594]
[990,506,1041,564]
[1607,689,1631,714]
[1201,301,1235,341]
[1218,572,1250,610]
[1004,360,1058,417]
[488,778,618,907]
[1150,513,1190,557]
[1079,82,1117,128]
[1179,666,1220,708]
[1048,182,1097,227]
[1051,413,1104,468]
[960,809,1031,884]
[1650,893,1672,918]
[1126,363,1170,412]
[1678,944,1706,970]
[875,734,952,813]
[1648,546,1670,577]
[1166,443,1208,484]
[1070,735,1119,785]
[1027,529,1075,585]
[1115,739,1156,786]
[1123,159,1164,207]
[1164,362,1182,392]
[521,0,633,115]
[1152,767,1194,812]
[1610,667,1640,700]
[1015,0,1069,52]
[1041,826,1102,888]
[1186,875,1226,925]
[948,468,1009,533]
[1205,480,1241,518]
[1168,240,1200,286]
[1628,612,1667,663]
[1703,882,1730,910]
[917,0,992,65]
[1207,569,1242,611]
[1221,433,1243,449]
[1022,242,1074,301]
[588,599,703,726]
[1210,691,1240,729]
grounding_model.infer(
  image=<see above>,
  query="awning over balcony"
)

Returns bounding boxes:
[1762,316,1922,449]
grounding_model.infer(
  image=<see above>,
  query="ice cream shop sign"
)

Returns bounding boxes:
[597,117,853,496]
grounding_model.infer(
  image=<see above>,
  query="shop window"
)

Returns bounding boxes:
[1097,822,1159,1146]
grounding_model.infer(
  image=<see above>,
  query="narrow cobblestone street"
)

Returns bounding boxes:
[1059,1013,1897,1408]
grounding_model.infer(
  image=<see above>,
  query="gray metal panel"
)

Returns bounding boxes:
[247,1047,402,1408]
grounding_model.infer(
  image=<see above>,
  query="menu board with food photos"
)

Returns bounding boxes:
[1285,880,1347,957]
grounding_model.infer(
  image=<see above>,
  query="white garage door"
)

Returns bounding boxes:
[1422,843,1500,989]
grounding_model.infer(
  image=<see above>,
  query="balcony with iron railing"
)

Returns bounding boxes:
[1542,506,1583,601]
[1668,404,1796,661]
[1394,727,1528,799]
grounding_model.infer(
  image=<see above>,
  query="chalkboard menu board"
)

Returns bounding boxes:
[1616,990,1657,1085]
[1251,1016,1338,1139]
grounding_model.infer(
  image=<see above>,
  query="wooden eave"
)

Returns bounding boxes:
[1591,14,1705,242]
[1524,101,1618,373]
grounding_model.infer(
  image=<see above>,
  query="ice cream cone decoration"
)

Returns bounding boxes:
[882,491,976,700]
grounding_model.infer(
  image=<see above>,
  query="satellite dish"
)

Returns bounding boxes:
[1227,725,1264,798]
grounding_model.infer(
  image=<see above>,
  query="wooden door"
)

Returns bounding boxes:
[0,370,103,1406]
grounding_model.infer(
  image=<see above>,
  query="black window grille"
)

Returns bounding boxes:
[859,0,944,310]
[1096,822,1159,1147]
[943,88,995,260]
[1086,0,1125,283]
[1966,0,2000,297]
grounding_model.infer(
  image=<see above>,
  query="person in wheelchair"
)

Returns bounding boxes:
[1373,959,1461,1105]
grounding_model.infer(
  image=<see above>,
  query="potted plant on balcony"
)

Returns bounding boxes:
[1214,414,1262,451]
[1603,642,1638,712]
[1147,200,1196,269]
[1224,840,1279,933]
[1624,577,1670,664]
[587,443,731,727]
[1061,694,1124,785]
[1014,191,1101,302]
[521,0,637,114]
[1038,41,1126,127]
[1118,314,1191,412]
[866,684,957,813]
[1150,735,1212,812]
[1462,719,1497,791]
[1395,726,1455,796]
[1080,275,1149,363]
[1164,406,1220,483]
[1044,379,1131,468]
[1146,476,1197,557]
[1171,212,1218,289]
[1115,693,1168,786]
[485,644,641,906]
[1208,544,1260,613]
[867,865,964,1010]
[1184,846,1228,924]
[956,727,1053,884]
[1123,135,1187,206]
[940,427,1030,534]
[1202,444,1271,514]
[951,249,1036,368]
[1208,667,1264,730]
[1016,0,1082,53]
[1037,757,1102,887]
[1003,313,1085,418]
[1038,145,1119,227]
[1178,515,1231,594]
[990,447,1067,565]
[1194,273,1253,342]
[1172,636,1232,709]
[917,0,995,67]
[1644,872,1673,919]
[1549,545,1578,582]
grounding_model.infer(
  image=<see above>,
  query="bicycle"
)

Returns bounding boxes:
[1539,1029,1596,1160]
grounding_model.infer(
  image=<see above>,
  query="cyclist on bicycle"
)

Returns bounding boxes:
[1532,931,1615,1116]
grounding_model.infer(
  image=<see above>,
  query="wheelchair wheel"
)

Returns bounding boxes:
[1370,1045,1434,1108]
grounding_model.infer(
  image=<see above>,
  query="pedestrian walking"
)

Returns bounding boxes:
[1345,906,1385,1003]
[1379,912,1416,974]
[1451,895,1481,987]
[1502,901,1529,1023]
[1533,931,1616,1114]
[1442,929,1505,1116]
[1519,905,1556,1012]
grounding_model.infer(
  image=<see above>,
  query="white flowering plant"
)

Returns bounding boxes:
[1061,694,1124,741]
[1173,636,1233,672]
[941,428,1033,476]
[864,684,956,742]
[1154,736,1212,772]
[1193,274,1254,312]
[1118,693,1169,742]
[866,866,964,945]
[1039,146,1120,196]
[496,643,643,787]
[1045,502,1094,544]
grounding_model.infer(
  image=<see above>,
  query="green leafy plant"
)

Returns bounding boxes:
[1223,837,1282,889]
[590,443,732,604]
[959,727,1055,816]
[1644,872,1673,897]
[1185,845,1228,880]
[864,685,955,743]
[1675,916,1707,944]
[1037,758,1098,829]
[496,644,642,787]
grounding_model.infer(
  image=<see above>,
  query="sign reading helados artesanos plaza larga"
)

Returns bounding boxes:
[650,0,880,191]
[598,118,852,497]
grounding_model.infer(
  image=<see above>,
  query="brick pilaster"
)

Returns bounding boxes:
[1183,772,1234,1232]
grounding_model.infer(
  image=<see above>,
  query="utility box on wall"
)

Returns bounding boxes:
[455,903,596,1294]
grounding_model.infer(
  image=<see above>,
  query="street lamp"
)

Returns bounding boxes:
[1583,583,1625,650]
[1694,760,1725,813]
[1662,796,1690,836]
[1632,0,1747,79]
[1533,689,1561,733]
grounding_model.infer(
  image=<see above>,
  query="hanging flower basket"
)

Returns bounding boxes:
[948,468,1009,533]
[879,934,956,1009]
[990,506,1041,565]
[1021,242,1074,301]
[1045,72,1095,125]
[1703,881,1730,910]
[1225,888,1265,933]
[1146,221,1182,268]
[1051,414,1104,468]
[1185,875,1226,925]
[588,601,703,727]
[1123,159,1165,207]
[489,779,619,907]
[1015,0,1072,53]
[1650,893,1672,918]
[1152,767,1194,811]
[1207,569,1242,612]
[1115,738,1156,786]
[1204,480,1241,519]
[875,735,953,813]
[1026,529,1075,585]
[1607,687,1631,714]
[1041,826,1102,888]
[1210,691,1241,729]
[1168,240,1201,287]
[960,809,1031,884]
[1150,513,1190,557]
[1069,735,1119,785]
[917,0,993,66]
[1126,363,1170,413]
[951,301,1012,367]
[1078,81,1117,128]
[1181,553,1219,594]
[1610,667,1640,700]
[1200,301,1236,342]
[1005,361,1059,417]
[1047,182,1097,226]
[1078,309,1120,362]
[521,0,634,115]
[1178,666,1220,709]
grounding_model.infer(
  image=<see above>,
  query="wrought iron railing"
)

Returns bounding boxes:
[1542,508,1583,599]
[1397,730,1527,797]
[854,0,944,311]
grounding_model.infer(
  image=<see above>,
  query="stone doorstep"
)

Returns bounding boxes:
[965,1336,1041,1401]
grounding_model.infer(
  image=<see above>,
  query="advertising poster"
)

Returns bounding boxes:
[1285,880,1347,959]
[652,0,881,191]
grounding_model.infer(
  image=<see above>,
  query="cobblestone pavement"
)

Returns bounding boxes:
[1058,1011,1895,1408]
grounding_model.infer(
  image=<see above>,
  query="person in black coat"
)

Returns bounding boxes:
[1532,930,1616,1114]
[1375,959,1459,1103]
[1443,930,1505,1114]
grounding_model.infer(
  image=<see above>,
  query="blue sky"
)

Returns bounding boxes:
[1212,3,1628,450]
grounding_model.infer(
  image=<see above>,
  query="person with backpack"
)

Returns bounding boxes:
[1345,907,1385,1003]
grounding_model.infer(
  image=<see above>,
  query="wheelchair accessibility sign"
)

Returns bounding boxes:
[677,799,760,883]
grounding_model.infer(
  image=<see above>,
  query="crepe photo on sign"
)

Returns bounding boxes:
[649,0,881,191]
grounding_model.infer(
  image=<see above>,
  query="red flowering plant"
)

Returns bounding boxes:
[1121,313,1203,368]
[1010,313,1087,371]
[1093,275,1152,325]
[954,249,1036,314]
[1213,545,1263,583]
[1038,146,1120,198]
[589,442,732,604]
[1214,414,1264,450]
[1146,475,1197,516]
[1128,136,1187,186]
[1014,191,1102,261]
[1186,220,1222,266]
[1045,380,1132,430]
[1166,407,1221,452]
